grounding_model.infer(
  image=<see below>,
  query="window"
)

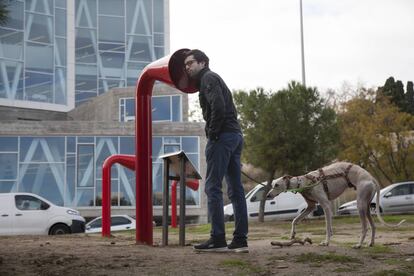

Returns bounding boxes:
[390,184,411,197]
[251,188,265,202]
[250,187,272,202]
[15,195,49,210]
[89,219,102,229]
[0,135,200,207]
[77,145,94,187]
[111,216,131,226]
[0,1,67,104]
[119,95,182,122]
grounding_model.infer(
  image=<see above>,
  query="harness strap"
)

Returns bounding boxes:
[344,164,356,190]
[284,176,292,190]
[318,168,330,199]
[305,174,317,182]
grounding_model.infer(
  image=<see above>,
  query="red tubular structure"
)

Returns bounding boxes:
[102,49,197,245]
[102,154,136,237]
[171,180,199,228]
[134,50,197,245]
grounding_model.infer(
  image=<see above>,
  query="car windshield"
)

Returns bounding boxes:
[89,219,102,228]
[245,184,267,199]
[251,187,266,202]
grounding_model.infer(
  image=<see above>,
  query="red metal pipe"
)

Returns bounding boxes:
[135,50,197,245]
[101,49,197,245]
[171,181,177,228]
[102,154,136,237]
[171,180,199,228]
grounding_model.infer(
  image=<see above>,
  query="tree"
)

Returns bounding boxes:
[377,76,414,115]
[338,89,414,185]
[0,0,9,26]
[405,81,414,114]
[234,82,339,222]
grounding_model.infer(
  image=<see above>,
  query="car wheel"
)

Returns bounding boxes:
[224,215,234,222]
[370,204,383,214]
[313,205,324,216]
[50,224,70,235]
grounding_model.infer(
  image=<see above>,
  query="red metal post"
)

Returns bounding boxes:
[171,181,177,228]
[135,51,197,245]
[171,180,199,228]
[101,49,197,245]
[102,154,135,237]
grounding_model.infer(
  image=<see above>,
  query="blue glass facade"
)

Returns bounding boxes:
[0,0,67,104]
[0,136,200,207]
[0,1,204,214]
[0,0,166,108]
[75,0,165,106]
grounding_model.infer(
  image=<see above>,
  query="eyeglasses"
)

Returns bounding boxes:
[184,59,197,67]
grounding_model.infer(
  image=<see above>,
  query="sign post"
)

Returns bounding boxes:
[159,151,202,246]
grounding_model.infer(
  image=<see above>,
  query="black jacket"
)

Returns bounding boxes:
[196,68,241,140]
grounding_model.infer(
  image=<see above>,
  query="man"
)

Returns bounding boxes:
[184,49,248,253]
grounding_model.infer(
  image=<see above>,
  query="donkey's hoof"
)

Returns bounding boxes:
[352,244,362,249]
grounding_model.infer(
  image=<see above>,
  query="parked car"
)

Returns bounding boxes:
[224,183,322,221]
[85,215,136,233]
[0,193,85,235]
[338,181,414,215]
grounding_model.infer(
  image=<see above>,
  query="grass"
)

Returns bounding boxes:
[219,259,263,274]
[370,270,410,276]
[295,252,363,264]
[267,255,288,261]
[145,214,414,247]
[306,230,327,236]
[362,245,394,254]
[377,215,414,223]
[335,241,356,247]
[381,257,414,274]
[315,214,414,225]
[384,259,401,265]
[333,267,358,273]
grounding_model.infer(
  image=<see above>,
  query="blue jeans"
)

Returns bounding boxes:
[205,132,248,241]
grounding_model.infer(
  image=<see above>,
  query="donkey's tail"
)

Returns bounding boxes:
[373,179,406,227]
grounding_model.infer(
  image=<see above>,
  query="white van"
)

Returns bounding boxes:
[224,184,319,221]
[0,193,85,235]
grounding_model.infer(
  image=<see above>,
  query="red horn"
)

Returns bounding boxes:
[102,49,199,246]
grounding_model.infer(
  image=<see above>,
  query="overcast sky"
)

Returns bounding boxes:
[169,0,414,94]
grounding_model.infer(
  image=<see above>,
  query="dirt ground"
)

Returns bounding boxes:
[1,214,413,276]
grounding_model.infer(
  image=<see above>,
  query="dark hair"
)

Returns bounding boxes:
[185,49,209,68]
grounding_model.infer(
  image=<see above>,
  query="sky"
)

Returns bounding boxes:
[169,0,414,94]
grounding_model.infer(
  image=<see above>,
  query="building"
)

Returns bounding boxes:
[0,0,208,223]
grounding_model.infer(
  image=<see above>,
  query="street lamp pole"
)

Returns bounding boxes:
[300,0,306,87]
